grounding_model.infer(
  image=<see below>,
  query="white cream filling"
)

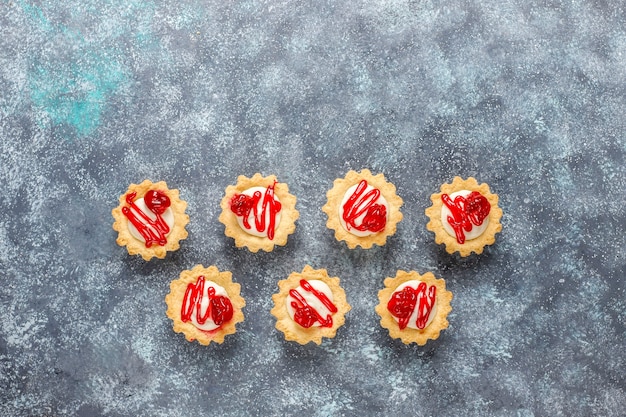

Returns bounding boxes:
[127,197,175,242]
[286,280,334,328]
[338,183,389,237]
[236,186,282,238]
[188,280,229,332]
[391,280,438,330]
[441,190,489,241]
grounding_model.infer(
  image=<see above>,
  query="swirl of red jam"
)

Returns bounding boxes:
[181,275,234,329]
[229,183,282,240]
[122,190,171,247]
[387,282,436,330]
[441,191,490,244]
[342,180,387,233]
[288,279,337,328]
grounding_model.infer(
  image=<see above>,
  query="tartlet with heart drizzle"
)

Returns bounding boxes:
[425,176,503,257]
[112,180,189,261]
[271,265,351,345]
[375,270,453,345]
[165,265,245,345]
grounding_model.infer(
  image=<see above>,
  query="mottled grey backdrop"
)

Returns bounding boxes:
[1,0,625,416]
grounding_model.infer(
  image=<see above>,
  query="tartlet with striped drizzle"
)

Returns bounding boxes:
[165,265,245,345]
[376,270,452,345]
[425,176,502,257]
[112,180,189,261]
[219,173,299,253]
[271,266,351,345]
[322,169,403,249]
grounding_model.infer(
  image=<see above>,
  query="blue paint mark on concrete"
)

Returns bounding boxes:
[19,1,129,138]
[29,51,126,137]
[16,0,55,33]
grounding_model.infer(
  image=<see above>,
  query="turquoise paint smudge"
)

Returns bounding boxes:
[19,1,129,138]
[29,51,126,137]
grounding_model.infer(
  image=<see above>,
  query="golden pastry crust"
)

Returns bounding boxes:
[271,265,351,345]
[375,270,452,345]
[112,180,189,261]
[425,176,503,257]
[322,169,403,249]
[165,265,245,346]
[218,173,299,253]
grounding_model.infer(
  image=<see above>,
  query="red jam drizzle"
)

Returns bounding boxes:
[342,180,387,233]
[289,279,338,328]
[229,183,282,240]
[122,190,171,247]
[441,191,491,244]
[387,282,436,330]
[181,276,234,327]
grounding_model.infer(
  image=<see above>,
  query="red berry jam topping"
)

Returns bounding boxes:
[229,183,282,240]
[288,279,338,328]
[342,180,387,234]
[181,276,234,330]
[387,282,436,330]
[441,190,491,244]
[122,190,171,247]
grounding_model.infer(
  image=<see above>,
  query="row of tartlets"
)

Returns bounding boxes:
[111,170,502,345]
[165,264,451,346]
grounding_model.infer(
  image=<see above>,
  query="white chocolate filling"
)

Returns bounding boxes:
[236,186,282,238]
[338,183,389,237]
[391,280,438,330]
[127,197,175,242]
[188,280,229,332]
[441,190,489,241]
[286,280,334,328]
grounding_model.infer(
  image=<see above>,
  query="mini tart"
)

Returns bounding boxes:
[376,270,452,345]
[112,180,189,261]
[271,265,351,345]
[425,176,503,257]
[218,173,299,253]
[322,169,403,249]
[165,265,245,345]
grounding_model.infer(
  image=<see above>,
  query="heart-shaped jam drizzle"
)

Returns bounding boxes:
[145,190,171,215]
[293,305,321,328]
[387,287,418,329]
[465,191,490,226]
[122,189,171,247]
[361,204,387,233]
[229,193,254,216]
[209,295,234,326]
[441,190,491,244]
[387,282,437,330]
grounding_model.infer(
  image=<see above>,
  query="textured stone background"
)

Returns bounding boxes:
[1,0,625,416]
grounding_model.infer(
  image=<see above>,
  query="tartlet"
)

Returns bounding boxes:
[271,265,351,345]
[425,176,502,257]
[322,169,403,249]
[219,173,299,253]
[112,180,189,261]
[165,265,245,345]
[375,270,452,345]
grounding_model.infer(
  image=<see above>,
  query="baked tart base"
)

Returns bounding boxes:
[218,173,299,253]
[322,169,403,249]
[376,270,452,345]
[165,265,245,346]
[271,265,351,345]
[425,176,502,257]
[112,180,189,261]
